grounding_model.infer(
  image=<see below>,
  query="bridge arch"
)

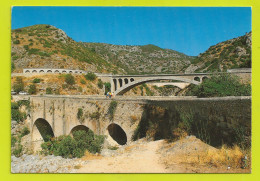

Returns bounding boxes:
[118,79,123,87]
[124,78,129,84]
[70,125,92,136]
[39,70,44,73]
[107,123,127,145]
[202,76,209,82]
[194,76,200,82]
[54,70,60,73]
[32,70,37,73]
[32,118,54,142]
[47,70,52,73]
[114,76,200,95]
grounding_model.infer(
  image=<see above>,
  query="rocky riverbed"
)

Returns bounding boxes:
[11,154,88,173]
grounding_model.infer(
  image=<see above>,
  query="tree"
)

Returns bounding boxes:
[13,77,24,93]
[28,84,37,95]
[46,87,52,94]
[187,73,251,97]
[65,74,75,85]
[84,72,96,81]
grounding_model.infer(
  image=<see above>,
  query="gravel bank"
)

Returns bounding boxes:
[11,154,88,173]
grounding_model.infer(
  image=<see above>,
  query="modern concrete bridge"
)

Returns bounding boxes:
[110,69,251,95]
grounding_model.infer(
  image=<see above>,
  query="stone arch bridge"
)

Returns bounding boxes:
[27,95,251,152]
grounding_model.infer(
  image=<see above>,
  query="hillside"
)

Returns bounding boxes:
[82,43,194,74]
[11,24,194,74]
[11,24,251,75]
[11,25,123,74]
[185,32,252,73]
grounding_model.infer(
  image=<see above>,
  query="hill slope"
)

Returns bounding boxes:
[82,43,194,74]
[11,24,251,75]
[185,32,251,73]
[11,24,123,73]
[11,24,194,74]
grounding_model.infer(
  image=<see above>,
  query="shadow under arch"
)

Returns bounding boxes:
[107,123,127,145]
[33,118,54,142]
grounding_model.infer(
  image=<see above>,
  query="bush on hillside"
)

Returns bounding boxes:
[28,84,37,94]
[46,87,52,94]
[186,73,251,97]
[13,77,24,93]
[84,72,96,81]
[65,74,75,85]
[11,102,26,123]
[32,78,41,83]
[97,79,103,89]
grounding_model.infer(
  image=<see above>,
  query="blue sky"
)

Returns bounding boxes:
[11,7,251,56]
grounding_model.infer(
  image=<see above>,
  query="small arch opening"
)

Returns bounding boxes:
[47,70,52,73]
[62,70,67,73]
[33,118,54,142]
[108,123,127,145]
[54,70,60,73]
[202,77,209,82]
[113,79,117,91]
[32,70,37,73]
[69,71,73,74]
[130,78,134,82]
[124,78,129,84]
[70,125,91,136]
[25,70,30,73]
[119,79,123,87]
[39,70,44,73]
[194,77,200,82]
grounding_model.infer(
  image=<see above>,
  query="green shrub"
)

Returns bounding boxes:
[17,100,30,109]
[11,109,26,123]
[28,84,37,94]
[23,45,29,50]
[108,101,117,120]
[38,51,51,57]
[13,144,23,157]
[97,79,103,89]
[20,127,30,137]
[28,48,40,55]
[32,78,41,83]
[187,74,251,97]
[84,72,96,81]
[11,135,17,147]
[11,62,15,72]
[41,130,105,158]
[80,79,86,84]
[13,40,20,44]
[13,77,24,93]
[104,82,111,94]
[46,87,52,94]
[77,108,83,121]
[89,111,101,120]
[65,74,75,85]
